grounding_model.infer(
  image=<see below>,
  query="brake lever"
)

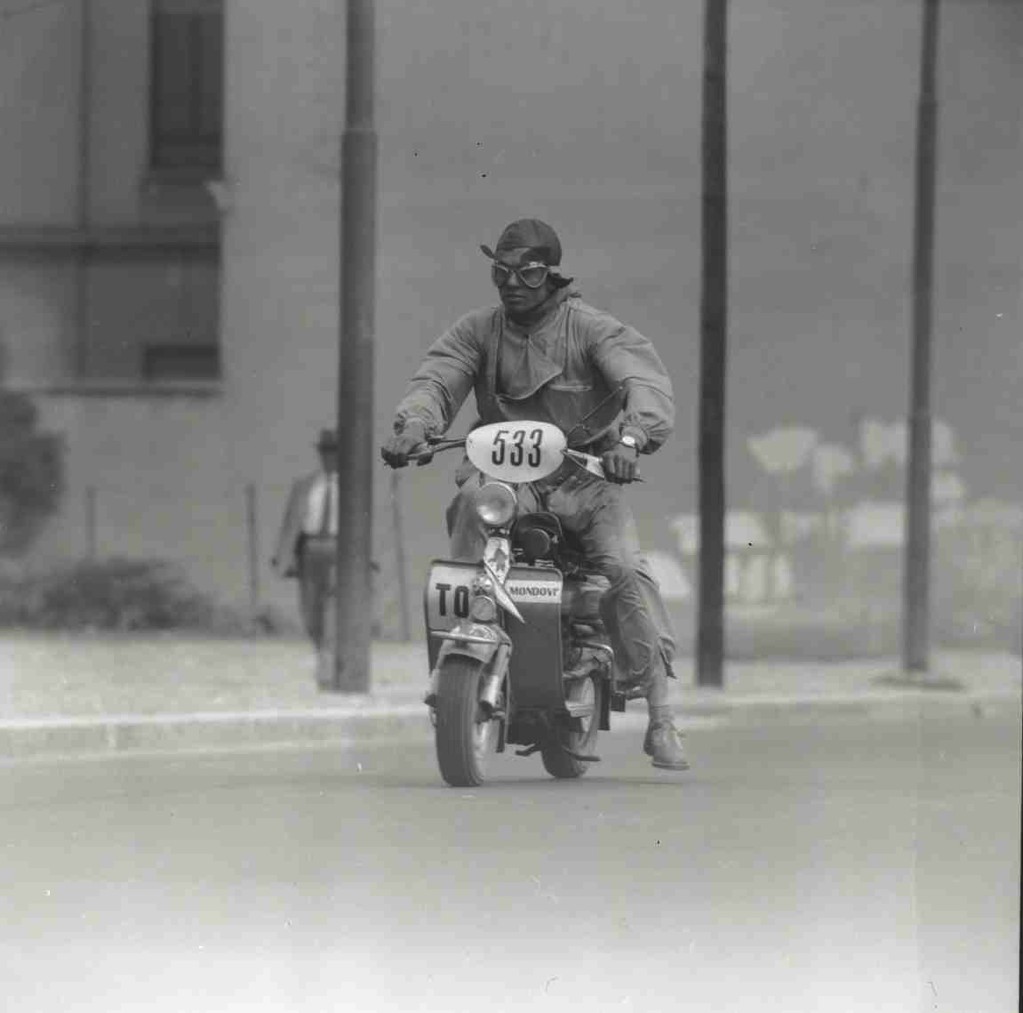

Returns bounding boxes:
[406,438,464,466]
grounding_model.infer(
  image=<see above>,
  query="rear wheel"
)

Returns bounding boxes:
[541,674,602,779]
[434,657,497,787]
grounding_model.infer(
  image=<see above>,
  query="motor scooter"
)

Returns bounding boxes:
[410,420,629,787]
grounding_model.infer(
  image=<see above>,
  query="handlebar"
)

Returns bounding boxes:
[425,436,467,451]
[403,437,641,481]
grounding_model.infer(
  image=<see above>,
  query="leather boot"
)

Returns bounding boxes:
[643,719,690,770]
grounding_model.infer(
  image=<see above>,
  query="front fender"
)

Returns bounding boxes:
[432,622,510,668]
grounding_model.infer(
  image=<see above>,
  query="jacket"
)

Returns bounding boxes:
[393,288,674,453]
[271,472,320,579]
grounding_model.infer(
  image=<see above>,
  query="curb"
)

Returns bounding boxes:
[0,704,427,760]
[1,688,1018,761]
[683,689,1022,725]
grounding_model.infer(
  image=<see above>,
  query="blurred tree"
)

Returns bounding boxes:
[0,344,64,556]
[746,426,820,601]
[838,459,904,504]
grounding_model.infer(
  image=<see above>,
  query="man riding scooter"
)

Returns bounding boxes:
[381,219,688,770]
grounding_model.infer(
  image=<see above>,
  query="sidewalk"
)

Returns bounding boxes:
[0,631,1019,759]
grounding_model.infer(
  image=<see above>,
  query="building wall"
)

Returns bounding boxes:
[2,0,350,621]
[0,260,76,384]
[32,393,234,578]
[0,3,80,384]
[0,3,81,224]
[2,0,1021,635]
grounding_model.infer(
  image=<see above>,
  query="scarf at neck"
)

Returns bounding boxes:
[504,286,573,329]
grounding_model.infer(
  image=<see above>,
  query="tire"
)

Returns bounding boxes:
[434,656,497,787]
[541,674,603,779]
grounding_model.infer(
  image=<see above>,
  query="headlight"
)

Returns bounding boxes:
[475,482,517,527]
[469,594,498,622]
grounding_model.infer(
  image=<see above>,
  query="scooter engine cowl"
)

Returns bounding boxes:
[561,577,607,622]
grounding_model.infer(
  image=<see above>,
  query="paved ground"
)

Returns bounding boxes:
[2,708,1019,1013]
[0,632,1019,758]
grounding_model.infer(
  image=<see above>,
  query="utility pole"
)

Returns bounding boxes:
[697,0,729,688]
[902,0,940,676]
[390,470,412,641]
[332,0,378,693]
[75,0,93,377]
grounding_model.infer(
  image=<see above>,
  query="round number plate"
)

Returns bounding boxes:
[465,421,566,483]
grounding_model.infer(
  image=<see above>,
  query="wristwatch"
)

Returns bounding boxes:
[619,434,639,451]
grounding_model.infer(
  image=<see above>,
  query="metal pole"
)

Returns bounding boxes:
[390,471,412,641]
[903,0,940,674]
[75,0,92,378]
[85,485,97,559]
[333,0,378,693]
[697,0,728,688]
[245,483,260,616]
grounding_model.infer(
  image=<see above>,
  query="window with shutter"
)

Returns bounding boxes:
[149,0,223,173]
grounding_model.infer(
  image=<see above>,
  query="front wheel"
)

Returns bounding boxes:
[434,657,498,787]
[541,674,603,779]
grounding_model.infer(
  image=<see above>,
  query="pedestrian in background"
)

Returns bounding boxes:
[272,428,339,649]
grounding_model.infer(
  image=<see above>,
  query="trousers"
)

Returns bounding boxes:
[297,535,334,648]
[445,466,677,694]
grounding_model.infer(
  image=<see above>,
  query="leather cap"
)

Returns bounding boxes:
[480,218,563,266]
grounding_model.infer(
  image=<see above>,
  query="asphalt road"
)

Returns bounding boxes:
[2,708,1019,1013]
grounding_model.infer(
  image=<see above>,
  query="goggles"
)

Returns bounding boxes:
[490,261,551,290]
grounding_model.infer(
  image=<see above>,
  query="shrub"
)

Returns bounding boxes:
[0,557,292,635]
[0,347,64,555]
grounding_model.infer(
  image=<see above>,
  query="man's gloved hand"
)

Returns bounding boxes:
[381,421,430,468]
[602,442,639,484]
